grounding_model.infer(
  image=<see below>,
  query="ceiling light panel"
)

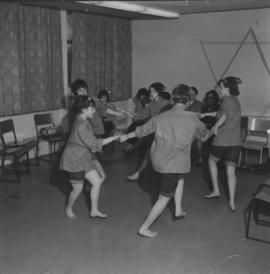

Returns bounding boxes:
[77,1,180,18]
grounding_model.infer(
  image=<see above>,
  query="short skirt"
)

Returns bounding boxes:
[60,148,98,174]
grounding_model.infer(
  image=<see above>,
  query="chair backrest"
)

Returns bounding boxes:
[246,117,270,144]
[0,119,17,147]
[248,118,270,132]
[33,113,55,136]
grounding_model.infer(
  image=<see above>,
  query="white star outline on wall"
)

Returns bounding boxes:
[200,27,270,84]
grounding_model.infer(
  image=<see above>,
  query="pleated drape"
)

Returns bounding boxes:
[72,12,132,101]
[0,4,64,116]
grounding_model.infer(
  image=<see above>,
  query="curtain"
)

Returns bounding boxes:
[0,4,64,116]
[72,13,132,101]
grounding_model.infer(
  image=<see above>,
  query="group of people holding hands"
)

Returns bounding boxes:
[60,76,242,238]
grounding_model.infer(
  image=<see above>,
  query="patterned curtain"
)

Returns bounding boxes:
[0,4,63,116]
[72,12,132,101]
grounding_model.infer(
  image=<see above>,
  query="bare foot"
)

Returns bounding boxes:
[138,228,158,238]
[204,192,220,199]
[127,172,140,181]
[65,208,76,219]
[228,202,236,212]
[90,212,108,219]
[174,211,186,220]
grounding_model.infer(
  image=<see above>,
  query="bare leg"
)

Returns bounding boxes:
[138,195,170,238]
[174,179,186,217]
[204,158,220,198]
[85,169,107,218]
[65,181,83,218]
[84,160,106,193]
[226,164,237,211]
[127,148,150,180]
[197,139,202,163]
[95,160,106,182]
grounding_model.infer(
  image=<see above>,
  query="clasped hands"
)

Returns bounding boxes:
[108,133,130,143]
[197,112,218,119]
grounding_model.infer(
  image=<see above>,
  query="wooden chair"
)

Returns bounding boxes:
[245,179,270,244]
[34,113,68,162]
[0,119,38,182]
[241,118,270,164]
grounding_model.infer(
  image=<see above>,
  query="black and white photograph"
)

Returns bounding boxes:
[1,1,270,273]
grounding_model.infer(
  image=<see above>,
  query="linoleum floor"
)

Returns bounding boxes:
[1,146,270,274]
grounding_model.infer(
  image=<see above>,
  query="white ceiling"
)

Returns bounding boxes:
[135,1,270,15]
[19,0,270,19]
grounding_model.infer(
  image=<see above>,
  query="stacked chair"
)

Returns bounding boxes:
[241,118,270,165]
[245,178,270,244]
[34,113,68,162]
[0,119,38,182]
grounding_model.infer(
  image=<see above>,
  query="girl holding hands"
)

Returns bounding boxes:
[60,96,120,219]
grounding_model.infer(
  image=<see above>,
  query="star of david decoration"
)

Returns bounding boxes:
[200,27,270,84]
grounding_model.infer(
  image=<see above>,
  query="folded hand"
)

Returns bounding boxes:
[198,113,204,119]
[112,135,121,141]
[119,134,128,143]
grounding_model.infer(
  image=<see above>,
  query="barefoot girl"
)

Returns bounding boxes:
[60,95,119,219]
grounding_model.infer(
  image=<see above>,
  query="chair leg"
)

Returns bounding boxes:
[238,149,242,167]
[49,143,53,162]
[13,156,21,182]
[25,152,30,173]
[253,199,260,224]
[246,201,253,239]
[259,149,263,164]
[1,155,5,171]
[111,141,114,152]
[52,143,56,162]
[35,145,40,166]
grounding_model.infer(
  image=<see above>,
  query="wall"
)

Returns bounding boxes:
[132,9,270,116]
